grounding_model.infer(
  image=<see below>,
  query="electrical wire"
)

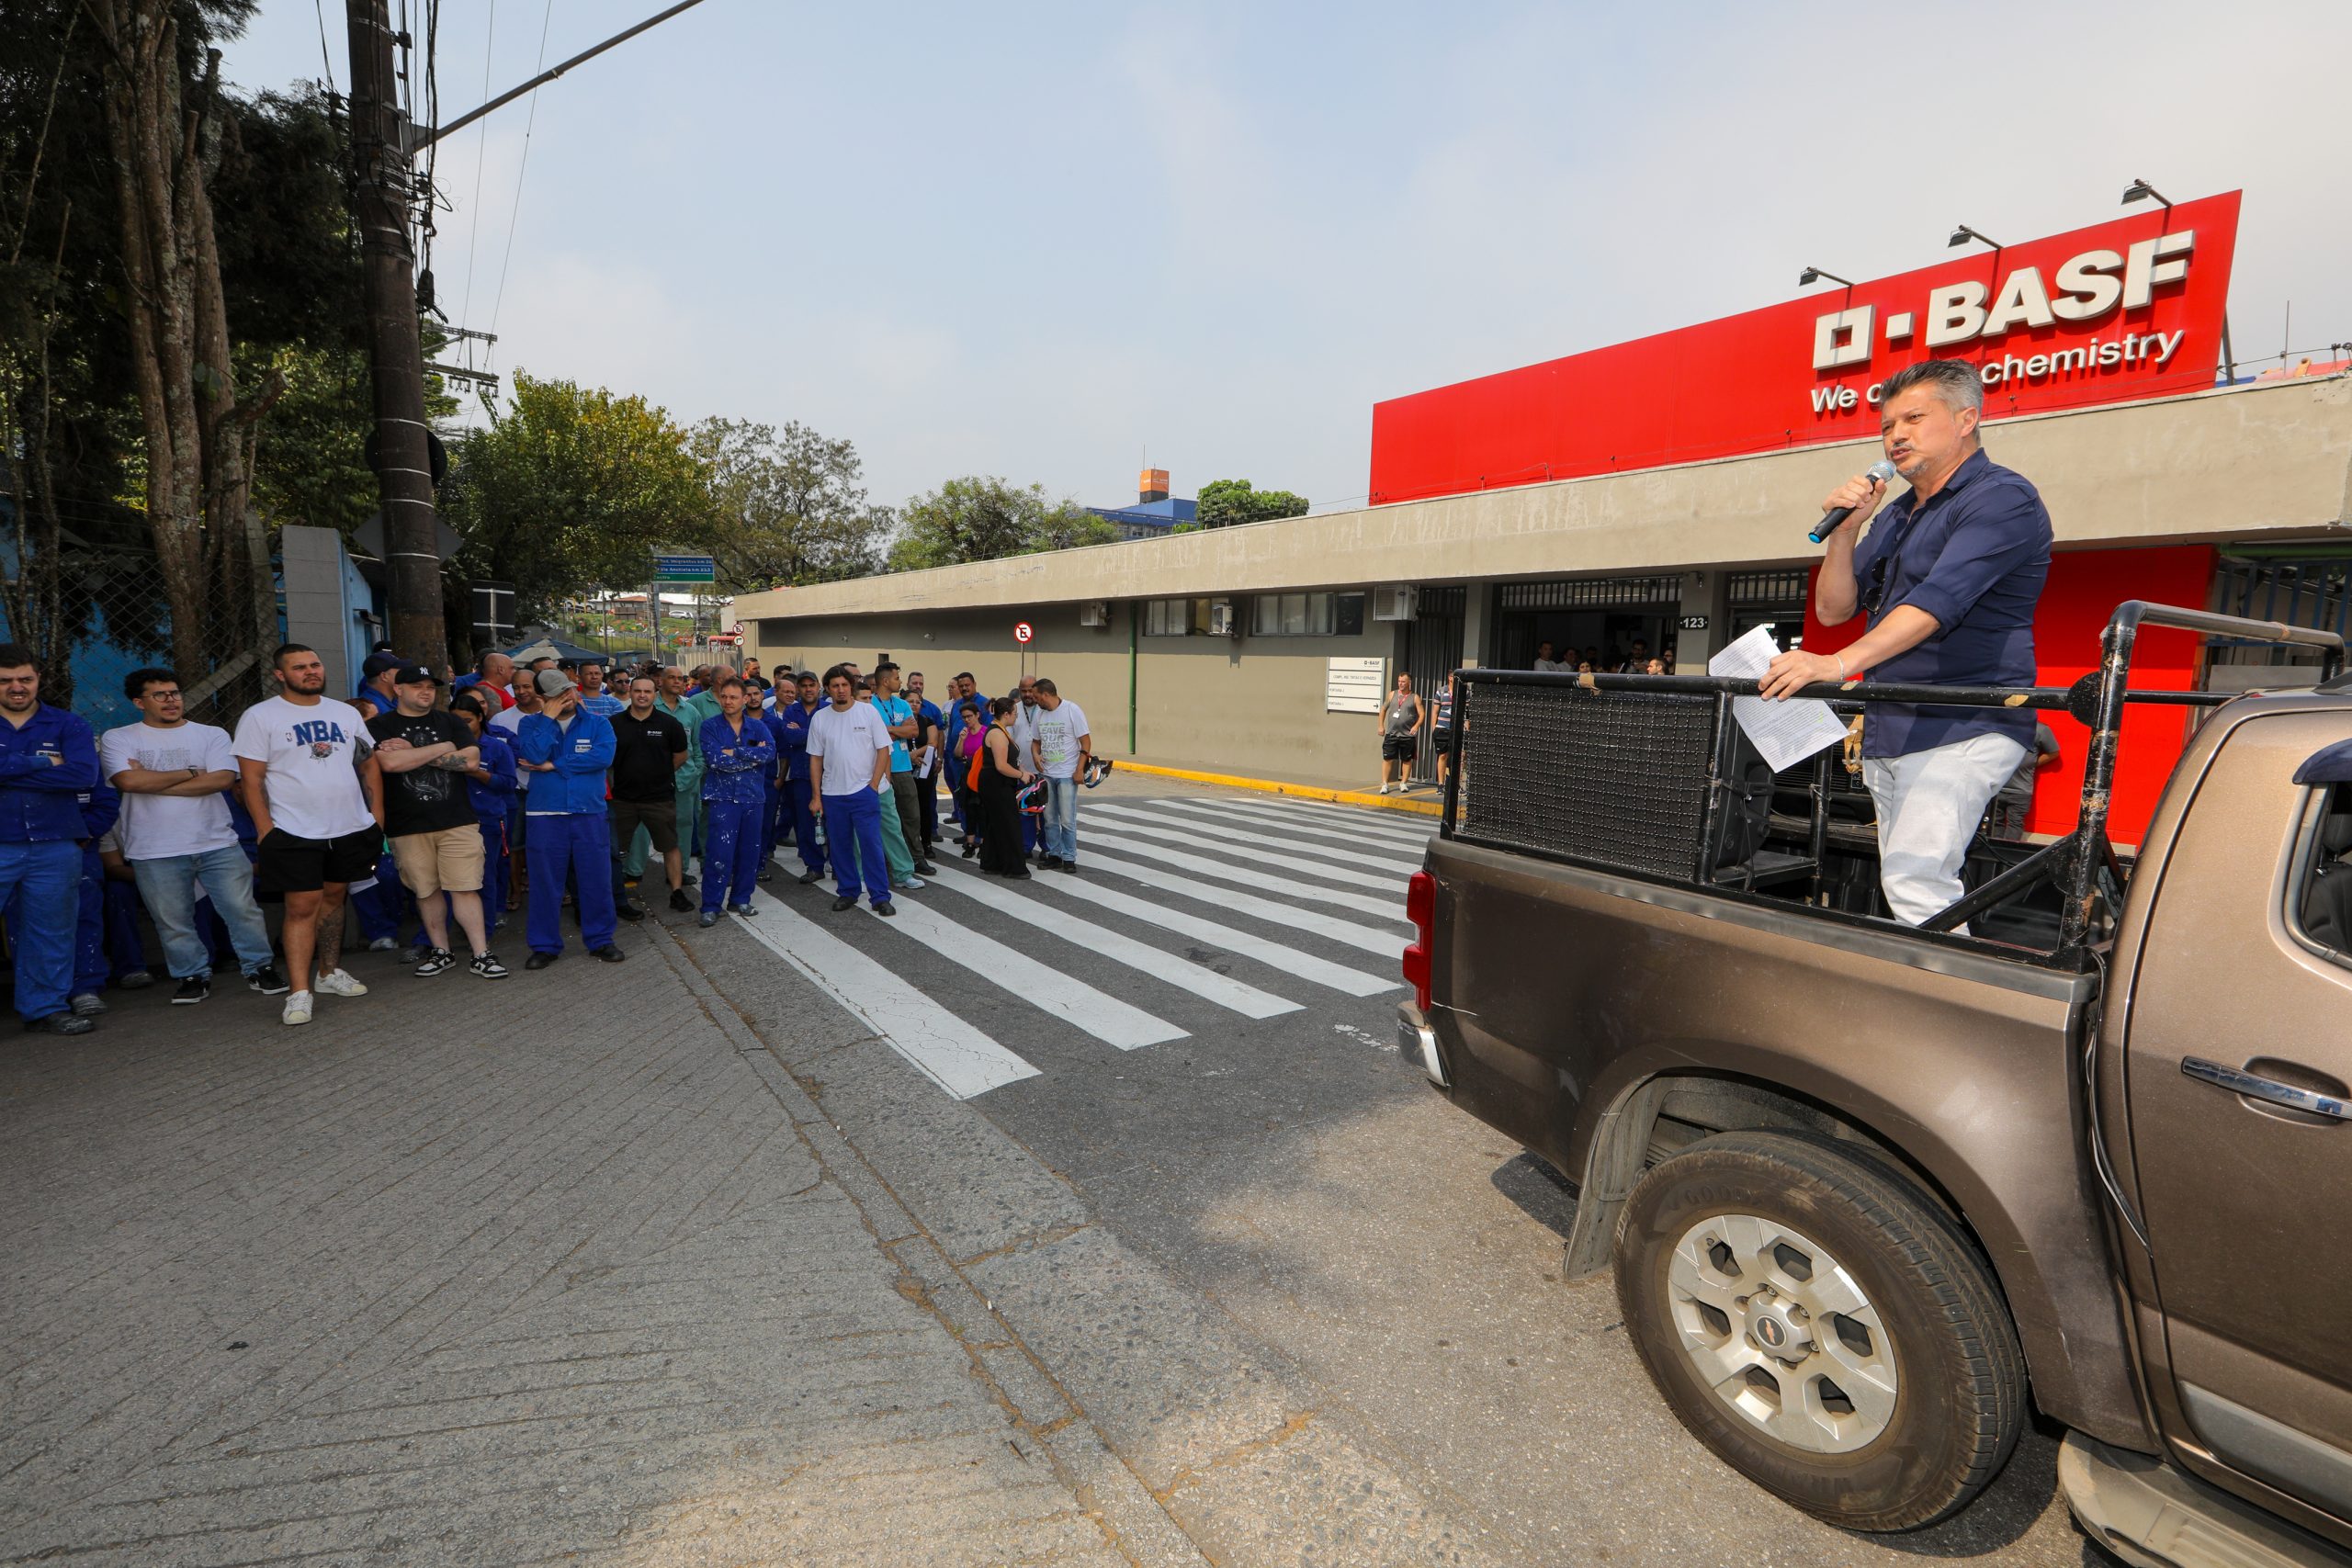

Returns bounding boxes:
[485,0,555,341]
[311,0,338,96]
[456,0,498,330]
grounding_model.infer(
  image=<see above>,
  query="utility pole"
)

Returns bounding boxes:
[345,0,447,673]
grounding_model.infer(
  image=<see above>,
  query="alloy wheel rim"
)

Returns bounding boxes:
[1664,1212,1899,1454]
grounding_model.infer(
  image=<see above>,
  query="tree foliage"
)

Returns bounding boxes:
[1197,478,1309,529]
[442,372,715,624]
[888,477,1115,571]
[690,416,893,590]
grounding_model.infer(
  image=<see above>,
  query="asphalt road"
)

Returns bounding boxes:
[899,774,2108,1566]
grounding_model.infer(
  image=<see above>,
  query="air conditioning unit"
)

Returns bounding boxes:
[1373,585,1419,622]
[1207,598,1239,637]
[1078,600,1109,628]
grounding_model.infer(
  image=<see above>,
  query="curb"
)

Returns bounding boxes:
[1115,760,1443,817]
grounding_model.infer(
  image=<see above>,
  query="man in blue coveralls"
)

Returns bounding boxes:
[695,676,773,925]
[513,668,625,969]
[0,645,104,1034]
[778,671,826,885]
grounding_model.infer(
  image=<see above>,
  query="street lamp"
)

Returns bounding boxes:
[1797,266,1854,288]
[2121,177,2175,220]
[1948,224,2003,251]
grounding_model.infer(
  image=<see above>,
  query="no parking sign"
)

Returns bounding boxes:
[1013,621,1035,644]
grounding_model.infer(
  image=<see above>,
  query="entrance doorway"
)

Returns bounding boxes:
[1492,574,1683,671]
[1400,585,1465,784]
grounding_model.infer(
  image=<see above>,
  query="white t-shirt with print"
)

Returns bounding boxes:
[232,695,375,841]
[1029,701,1090,779]
[99,720,242,860]
[807,702,892,798]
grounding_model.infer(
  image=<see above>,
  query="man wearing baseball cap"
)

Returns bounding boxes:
[513,667,624,968]
[364,665,507,978]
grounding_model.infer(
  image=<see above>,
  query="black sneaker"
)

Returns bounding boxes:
[669,887,694,912]
[830,896,856,912]
[914,861,938,876]
[797,867,824,885]
[24,1011,92,1035]
[756,863,775,882]
[413,948,457,978]
[245,964,290,996]
[1058,861,1078,874]
[1038,854,1065,871]
[872,900,896,918]
[172,976,210,1005]
[469,952,510,979]
[589,945,627,964]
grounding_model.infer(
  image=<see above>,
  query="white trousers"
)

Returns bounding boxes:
[1861,732,2030,928]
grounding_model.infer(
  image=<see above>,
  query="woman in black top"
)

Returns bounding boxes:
[978,697,1033,879]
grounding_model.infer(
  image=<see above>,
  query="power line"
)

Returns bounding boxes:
[311,0,337,95]
[486,0,555,340]
[456,0,498,330]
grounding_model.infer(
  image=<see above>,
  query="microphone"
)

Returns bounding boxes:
[1809,459,1898,545]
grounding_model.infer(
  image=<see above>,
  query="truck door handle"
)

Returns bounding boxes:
[2181,1057,2352,1121]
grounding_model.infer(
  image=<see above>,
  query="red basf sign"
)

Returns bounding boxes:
[1368,192,2241,507]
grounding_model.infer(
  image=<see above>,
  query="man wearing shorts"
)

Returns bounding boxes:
[609,674,690,912]
[365,665,507,979]
[234,643,379,1025]
[1375,672,1424,795]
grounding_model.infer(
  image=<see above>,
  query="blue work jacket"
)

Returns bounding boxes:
[698,714,774,807]
[467,729,519,817]
[0,704,103,842]
[778,699,819,783]
[514,711,616,814]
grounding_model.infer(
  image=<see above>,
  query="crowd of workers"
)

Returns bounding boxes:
[0,640,1094,1034]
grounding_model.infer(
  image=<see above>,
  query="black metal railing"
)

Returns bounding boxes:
[1441,601,2345,969]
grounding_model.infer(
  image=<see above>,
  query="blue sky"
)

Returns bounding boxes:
[223,1,2352,515]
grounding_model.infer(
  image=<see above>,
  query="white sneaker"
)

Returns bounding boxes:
[281,991,313,1026]
[314,968,369,998]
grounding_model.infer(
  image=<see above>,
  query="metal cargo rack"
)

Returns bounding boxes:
[1440,603,2346,971]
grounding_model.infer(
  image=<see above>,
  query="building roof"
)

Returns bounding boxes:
[1089,497,1198,530]
[732,376,2352,622]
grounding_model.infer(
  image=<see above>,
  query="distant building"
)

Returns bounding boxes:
[1091,468,1196,541]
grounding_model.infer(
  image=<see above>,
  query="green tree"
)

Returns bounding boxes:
[888,477,1114,571]
[690,416,893,590]
[441,372,715,623]
[1197,478,1309,529]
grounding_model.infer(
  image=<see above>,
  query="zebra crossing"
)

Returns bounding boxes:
[719,792,1427,1100]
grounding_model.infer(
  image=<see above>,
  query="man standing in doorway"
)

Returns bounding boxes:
[808,665,895,916]
[514,668,625,968]
[0,645,104,1034]
[611,674,691,912]
[1376,672,1424,795]
[234,643,379,1025]
[103,667,285,1002]
[366,666,506,979]
[1026,678,1091,873]
[1762,357,2052,926]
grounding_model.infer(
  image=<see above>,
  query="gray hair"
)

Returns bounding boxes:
[1881,358,1984,423]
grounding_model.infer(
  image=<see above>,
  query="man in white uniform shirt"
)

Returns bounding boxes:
[233,643,379,1025]
[1025,678,1090,873]
[101,667,285,1004]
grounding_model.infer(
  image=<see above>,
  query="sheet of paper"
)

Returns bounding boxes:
[1708,623,1849,773]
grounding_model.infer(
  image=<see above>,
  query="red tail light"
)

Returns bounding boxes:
[1402,870,1434,1011]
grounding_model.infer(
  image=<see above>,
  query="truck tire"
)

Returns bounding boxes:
[1613,1129,2026,1531]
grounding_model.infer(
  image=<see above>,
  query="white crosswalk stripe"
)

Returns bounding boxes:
[735,887,1038,1099]
[924,863,1302,1020]
[880,894,1189,1051]
[1078,850,1407,956]
[1136,799,1424,872]
[1216,794,1438,847]
[953,859,1400,997]
[1082,829,1408,919]
[1086,807,1409,892]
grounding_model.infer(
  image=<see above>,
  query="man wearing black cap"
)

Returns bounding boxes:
[365,666,508,978]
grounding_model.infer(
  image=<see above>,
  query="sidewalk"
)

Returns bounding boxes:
[1,899,1513,1566]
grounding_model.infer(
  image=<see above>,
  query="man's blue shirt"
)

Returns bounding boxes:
[778,699,818,782]
[875,694,914,773]
[0,705,102,841]
[1850,447,2051,758]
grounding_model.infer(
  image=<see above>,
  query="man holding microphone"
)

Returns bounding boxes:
[1760,359,2052,927]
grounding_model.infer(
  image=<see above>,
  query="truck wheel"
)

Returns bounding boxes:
[1613,1129,2025,1531]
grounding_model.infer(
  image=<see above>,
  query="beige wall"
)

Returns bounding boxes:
[746,604,1400,781]
[733,375,2352,625]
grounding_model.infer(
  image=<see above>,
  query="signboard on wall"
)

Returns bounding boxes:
[1327,657,1385,714]
[1369,192,2241,506]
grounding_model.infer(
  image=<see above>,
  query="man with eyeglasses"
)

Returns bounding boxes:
[1761,357,2052,927]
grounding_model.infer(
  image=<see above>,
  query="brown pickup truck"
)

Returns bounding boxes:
[1397,602,2352,1566]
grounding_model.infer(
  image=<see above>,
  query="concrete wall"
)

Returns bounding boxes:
[747,604,1399,783]
[733,376,2352,625]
